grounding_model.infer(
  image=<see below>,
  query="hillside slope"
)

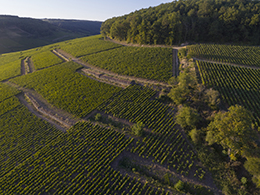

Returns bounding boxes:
[0,15,102,54]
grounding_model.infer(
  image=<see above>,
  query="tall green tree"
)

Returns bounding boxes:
[206,105,256,160]
[176,106,200,129]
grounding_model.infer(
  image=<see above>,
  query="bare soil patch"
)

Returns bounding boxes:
[17,93,67,132]
[21,58,26,75]
[52,49,70,62]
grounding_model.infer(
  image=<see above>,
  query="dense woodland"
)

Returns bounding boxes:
[101,0,260,45]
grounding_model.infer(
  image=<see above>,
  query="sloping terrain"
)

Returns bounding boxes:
[1,33,260,194]
[0,15,102,54]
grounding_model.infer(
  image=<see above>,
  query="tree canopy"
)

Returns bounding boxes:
[206,105,257,160]
[101,0,260,45]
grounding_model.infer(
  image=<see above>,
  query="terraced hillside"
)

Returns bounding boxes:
[1,34,260,195]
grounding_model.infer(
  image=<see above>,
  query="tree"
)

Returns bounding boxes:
[95,113,102,121]
[244,157,260,187]
[189,128,201,145]
[174,180,184,191]
[204,88,220,107]
[168,68,197,105]
[206,105,256,160]
[132,122,145,136]
[175,106,200,129]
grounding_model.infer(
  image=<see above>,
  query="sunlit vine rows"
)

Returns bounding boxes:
[0,82,20,102]
[59,34,122,57]
[0,105,62,178]
[0,122,169,195]
[31,50,64,70]
[188,44,260,67]
[98,85,206,180]
[11,61,121,117]
[82,46,172,82]
[197,60,260,126]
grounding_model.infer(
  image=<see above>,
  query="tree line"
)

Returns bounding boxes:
[101,0,260,45]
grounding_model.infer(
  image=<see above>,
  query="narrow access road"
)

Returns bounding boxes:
[21,58,26,75]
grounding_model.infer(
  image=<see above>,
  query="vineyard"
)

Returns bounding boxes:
[188,44,260,67]
[98,85,211,184]
[10,61,121,117]
[2,32,258,194]
[0,82,20,102]
[59,35,123,57]
[0,103,62,179]
[0,59,21,81]
[0,120,213,195]
[197,60,260,126]
[0,121,160,195]
[81,46,173,82]
[31,50,64,70]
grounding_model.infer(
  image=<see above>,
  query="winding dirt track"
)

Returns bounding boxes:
[21,58,26,75]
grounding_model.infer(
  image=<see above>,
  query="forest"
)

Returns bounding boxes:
[101,0,260,45]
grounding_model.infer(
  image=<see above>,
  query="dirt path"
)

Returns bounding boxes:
[53,49,171,90]
[21,58,26,75]
[52,49,70,62]
[16,93,67,132]
[193,57,260,70]
[111,151,223,195]
[5,81,80,132]
[79,69,130,88]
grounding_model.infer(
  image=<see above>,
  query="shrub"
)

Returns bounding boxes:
[174,180,184,191]
[95,113,102,121]
[131,122,145,136]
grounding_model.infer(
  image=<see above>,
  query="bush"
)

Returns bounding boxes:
[95,113,102,121]
[176,106,200,129]
[174,180,184,191]
[131,122,145,136]
[189,128,200,144]
[204,88,220,108]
